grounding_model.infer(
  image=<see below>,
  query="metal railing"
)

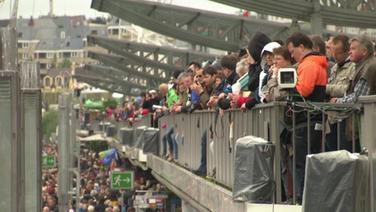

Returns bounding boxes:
[159,103,285,201]
[158,101,365,204]
[109,98,375,209]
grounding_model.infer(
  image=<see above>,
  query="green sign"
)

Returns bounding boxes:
[42,155,56,168]
[110,171,134,190]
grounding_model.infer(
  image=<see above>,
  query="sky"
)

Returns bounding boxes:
[0,0,238,20]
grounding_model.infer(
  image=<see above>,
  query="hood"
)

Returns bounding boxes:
[247,32,271,64]
[261,42,281,57]
[302,52,328,70]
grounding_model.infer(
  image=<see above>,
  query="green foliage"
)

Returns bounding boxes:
[103,99,118,109]
[59,59,72,69]
[85,140,108,153]
[42,110,58,138]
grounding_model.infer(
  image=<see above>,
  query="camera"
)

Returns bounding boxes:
[278,68,297,89]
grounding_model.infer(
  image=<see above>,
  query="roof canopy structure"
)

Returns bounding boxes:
[210,0,376,30]
[86,35,219,91]
[88,51,166,88]
[91,0,308,51]
[74,74,142,96]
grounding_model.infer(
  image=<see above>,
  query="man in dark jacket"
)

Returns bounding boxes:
[244,32,271,109]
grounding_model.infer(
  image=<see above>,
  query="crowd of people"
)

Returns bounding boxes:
[42,142,164,211]
[121,32,375,202]
[84,31,376,204]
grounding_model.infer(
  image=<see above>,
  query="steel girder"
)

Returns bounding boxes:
[91,0,305,51]
[88,35,217,67]
[87,51,166,88]
[74,74,142,96]
[87,35,179,75]
[82,64,148,89]
[210,0,376,29]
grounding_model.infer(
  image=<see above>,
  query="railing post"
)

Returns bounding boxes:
[58,93,72,212]
[0,70,22,212]
[21,61,42,212]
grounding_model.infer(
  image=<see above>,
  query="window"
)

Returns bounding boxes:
[63,52,71,58]
[22,42,29,48]
[61,31,65,40]
[112,29,119,35]
[39,53,46,59]
[40,63,47,69]
[47,53,54,59]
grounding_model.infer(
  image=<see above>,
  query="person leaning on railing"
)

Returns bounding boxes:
[325,34,356,152]
[261,46,293,103]
[329,35,376,153]
[330,35,376,104]
[286,32,328,203]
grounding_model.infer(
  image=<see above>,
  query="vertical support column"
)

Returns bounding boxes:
[58,93,72,212]
[0,70,22,212]
[311,0,324,35]
[360,96,376,212]
[21,61,42,212]
[0,25,17,70]
[69,98,76,191]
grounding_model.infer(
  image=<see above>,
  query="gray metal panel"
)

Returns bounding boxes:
[0,27,17,70]
[20,62,40,89]
[0,70,22,212]
[22,90,42,212]
[58,93,72,212]
[148,154,246,212]
[359,96,376,212]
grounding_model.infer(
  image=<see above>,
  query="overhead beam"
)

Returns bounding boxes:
[91,0,240,51]
[87,52,166,86]
[82,64,149,89]
[74,75,141,96]
[210,0,376,29]
[88,35,179,73]
[88,35,217,62]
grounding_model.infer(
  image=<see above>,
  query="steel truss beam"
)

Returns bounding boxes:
[88,51,167,86]
[88,35,217,67]
[80,64,148,90]
[74,75,141,96]
[91,0,306,51]
[87,35,179,74]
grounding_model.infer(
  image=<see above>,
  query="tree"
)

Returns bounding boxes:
[42,110,58,139]
[59,59,72,69]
